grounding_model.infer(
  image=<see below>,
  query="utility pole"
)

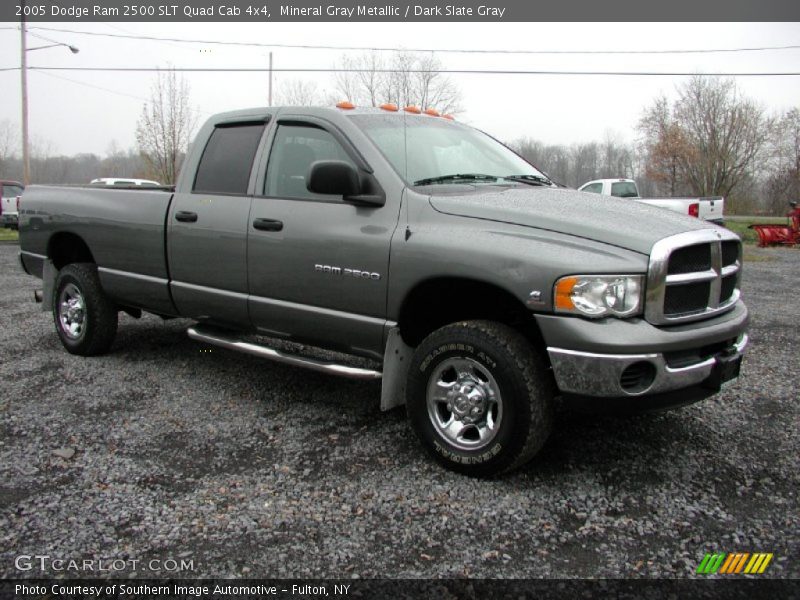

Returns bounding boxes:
[20,0,30,185]
[18,6,77,186]
[268,51,273,106]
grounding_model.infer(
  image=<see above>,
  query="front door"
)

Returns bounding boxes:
[247,121,398,358]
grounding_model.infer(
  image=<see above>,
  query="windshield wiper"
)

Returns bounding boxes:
[413,173,498,186]
[503,174,553,187]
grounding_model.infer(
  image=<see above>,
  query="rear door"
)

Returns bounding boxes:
[167,120,267,327]
[246,118,397,357]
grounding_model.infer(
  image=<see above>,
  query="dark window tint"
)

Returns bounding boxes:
[264,124,355,199]
[194,123,265,195]
[113,180,136,186]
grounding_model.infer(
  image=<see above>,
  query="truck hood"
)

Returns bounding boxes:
[428,186,712,255]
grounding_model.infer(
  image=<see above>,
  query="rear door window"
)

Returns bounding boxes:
[581,183,603,194]
[2,185,23,198]
[193,123,266,195]
[610,181,639,198]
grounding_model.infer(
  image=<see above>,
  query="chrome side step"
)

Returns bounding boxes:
[187,325,383,381]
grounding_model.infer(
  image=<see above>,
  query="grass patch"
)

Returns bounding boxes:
[743,250,776,263]
[0,228,19,242]
[724,218,787,245]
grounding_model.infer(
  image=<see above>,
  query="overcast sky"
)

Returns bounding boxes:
[1,21,799,157]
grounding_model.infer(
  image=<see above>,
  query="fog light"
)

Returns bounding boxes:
[620,361,656,393]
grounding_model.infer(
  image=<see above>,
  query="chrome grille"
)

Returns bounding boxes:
[645,229,742,325]
[667,244,711,275]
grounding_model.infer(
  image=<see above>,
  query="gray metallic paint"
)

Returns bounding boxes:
[19,185,176,315]
[19,106,748,387]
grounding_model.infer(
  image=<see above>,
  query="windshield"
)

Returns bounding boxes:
[349,114,549,186]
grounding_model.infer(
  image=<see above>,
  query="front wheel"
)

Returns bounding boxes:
[406,320,554,477]
[53,263,118,356]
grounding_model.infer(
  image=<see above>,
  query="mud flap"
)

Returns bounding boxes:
[380,327,413,411]
[41,259,57,313]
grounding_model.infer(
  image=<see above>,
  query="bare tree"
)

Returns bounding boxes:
[676,76,771,197]
[637,96,695,195]
[600,131,635,180]
[135,70,198,185]
[0,120,19,177]
[763,107,800,213]
[638,76,771,203]
[511,135,637,188]
[334,51,462,114]
[28,136,59,183]
[333,55,361,103]
[274,79,324,106]
[353,52,385,106]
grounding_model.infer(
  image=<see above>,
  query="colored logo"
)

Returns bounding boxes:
[696,552,773,575]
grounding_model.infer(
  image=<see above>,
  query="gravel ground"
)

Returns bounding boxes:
[0,242,797,579]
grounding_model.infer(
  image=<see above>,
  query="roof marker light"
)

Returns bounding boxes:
[423,108,440,117]
[336,101,356,110]
[379,103,399,111]
[403,105,421,114]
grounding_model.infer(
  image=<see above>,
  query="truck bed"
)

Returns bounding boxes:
[19,184,177,315]
[638,196,724,224]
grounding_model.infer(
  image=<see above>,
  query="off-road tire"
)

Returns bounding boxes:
[53,263,118,356]
[406,320,554,477]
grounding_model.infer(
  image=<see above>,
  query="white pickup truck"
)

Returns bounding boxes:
[578,178,724,225]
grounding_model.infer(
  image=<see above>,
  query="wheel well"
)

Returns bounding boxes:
[48,232,95,270]
[398,278,545,350]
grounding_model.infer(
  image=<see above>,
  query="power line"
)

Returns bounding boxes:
[23,25,800,56]
[33,70,148,101]
[33,69,216,118]
[18,66,800,76]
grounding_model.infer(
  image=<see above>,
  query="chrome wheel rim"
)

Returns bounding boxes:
[58,283,86,340]
[426,357,503,451]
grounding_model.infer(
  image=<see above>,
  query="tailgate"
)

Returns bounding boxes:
[701,197,724,223]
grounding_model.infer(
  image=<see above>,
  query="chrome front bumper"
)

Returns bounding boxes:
[547,334,748,398]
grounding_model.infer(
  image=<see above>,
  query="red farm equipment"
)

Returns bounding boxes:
[749,202,800,247]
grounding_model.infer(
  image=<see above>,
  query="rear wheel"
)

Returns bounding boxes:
[406,320,554,477]
[53,263,118,356]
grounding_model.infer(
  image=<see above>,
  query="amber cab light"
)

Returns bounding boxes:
[380,103,398,111]
[423,108,440,117]
[336,101,355,110]
[403,105,421,114]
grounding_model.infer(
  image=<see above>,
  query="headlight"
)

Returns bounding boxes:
[554,275,644,318]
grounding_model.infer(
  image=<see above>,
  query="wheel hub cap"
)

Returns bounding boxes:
[426,357,503,451]
[448,384,488,424]
[58,283,86,339]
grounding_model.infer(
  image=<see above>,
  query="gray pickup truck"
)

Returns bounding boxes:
[19,105,748,476]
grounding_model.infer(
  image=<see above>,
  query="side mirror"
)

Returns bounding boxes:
[307,160,359,196]
[307,160,385,207]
